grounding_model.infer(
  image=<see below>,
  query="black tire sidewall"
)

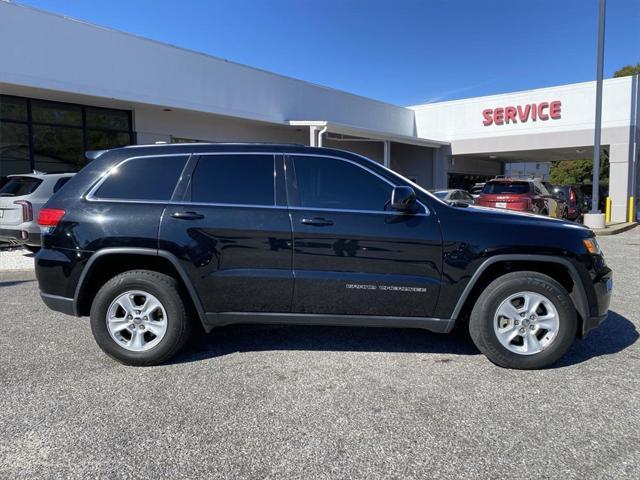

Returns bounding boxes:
[470,272,577,369]
[90,271,188,366]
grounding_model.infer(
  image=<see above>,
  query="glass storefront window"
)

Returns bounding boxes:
[87,130,131,151]
[31,100,82,126]
[86,107,130,131]
[0,94,133,183]
[0,96,28,122]
[33,125,84,172]
[0,122,30,177]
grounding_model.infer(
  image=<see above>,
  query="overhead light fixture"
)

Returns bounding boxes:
[575,149,586,154]
[163,108,172,112]
[489,155,497,159]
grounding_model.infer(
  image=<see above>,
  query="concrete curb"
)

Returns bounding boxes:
[593,222,638,236]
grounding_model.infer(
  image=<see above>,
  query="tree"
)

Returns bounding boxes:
[549,158,609,186]
[613,64,640,77]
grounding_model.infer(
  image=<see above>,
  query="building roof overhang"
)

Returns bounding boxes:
[288,120,449,148]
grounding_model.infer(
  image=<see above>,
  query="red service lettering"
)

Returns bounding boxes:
[482,100,561,126]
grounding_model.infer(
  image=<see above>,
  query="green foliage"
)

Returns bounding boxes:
[549,158,609,186]
[613,64,640,78]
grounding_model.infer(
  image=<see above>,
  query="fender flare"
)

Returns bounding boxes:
[73,247,207,327]
[450,254,590,324]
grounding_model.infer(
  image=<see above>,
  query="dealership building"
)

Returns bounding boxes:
[1,1,638,222]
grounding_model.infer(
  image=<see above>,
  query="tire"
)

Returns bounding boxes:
[90,270,192,366]
[469,271,577,369]
[24,245,41,253]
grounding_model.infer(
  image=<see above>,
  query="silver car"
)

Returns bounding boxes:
[0,173,74,252]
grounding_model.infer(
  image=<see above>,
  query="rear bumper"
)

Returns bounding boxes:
[40,292,76,316]
[0,227,40,246]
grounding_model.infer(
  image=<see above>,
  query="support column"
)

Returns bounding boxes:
[308,126,318,147]
[608,142,633,223]
[432,146,451,189]
[383,141,390,168]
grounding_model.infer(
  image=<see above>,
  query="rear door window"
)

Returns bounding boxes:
[93,155,188,201]
[482,182,530,195]
[190,154,275,205]
[0,177,42,197]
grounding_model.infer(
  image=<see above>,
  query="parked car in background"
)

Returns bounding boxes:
[469,183,485,198]
[476,177,567,218]
[431,189,475,205]
[35,143,611,370]
[553,185,586,222]
[581,184,608,212]
[0,172,75,252]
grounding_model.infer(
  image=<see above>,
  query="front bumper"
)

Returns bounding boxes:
[581,274,612,337]
[0,227,40,246]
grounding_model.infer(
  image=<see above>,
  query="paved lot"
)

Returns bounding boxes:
[1,228,638,479]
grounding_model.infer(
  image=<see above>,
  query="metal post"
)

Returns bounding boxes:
[383,141,390,168]
[591,0,606,213]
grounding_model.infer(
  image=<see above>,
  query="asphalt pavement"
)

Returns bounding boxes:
[0,228,638,479]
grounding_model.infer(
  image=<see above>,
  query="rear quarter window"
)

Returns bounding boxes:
[0,177,43,197]
[482,182,530,195]
[92,155,188,201]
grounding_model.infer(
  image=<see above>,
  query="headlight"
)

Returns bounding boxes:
[583,237,602,255]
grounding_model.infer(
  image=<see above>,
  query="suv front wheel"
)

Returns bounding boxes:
[469,271,577,369]
[90,270,192,366]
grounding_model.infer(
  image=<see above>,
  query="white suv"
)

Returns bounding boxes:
[0,173,74,251]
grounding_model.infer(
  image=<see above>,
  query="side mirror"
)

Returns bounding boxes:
[391,186,416,211]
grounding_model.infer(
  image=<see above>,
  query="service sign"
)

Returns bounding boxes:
[482,101,561,126]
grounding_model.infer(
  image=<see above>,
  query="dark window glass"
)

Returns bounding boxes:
[95,155,187,201]
[0,177,42,197]
[0,96,28,121]
[450,191,462,200]
[292,156,391,211]
[86,108,130,131]
[33,125,84,173]
[0,122,30,177]
[191,155,274,205]
[482,182,530,195]
[87,130,131,150]
[53,177,72,193]
[31,100,82,126]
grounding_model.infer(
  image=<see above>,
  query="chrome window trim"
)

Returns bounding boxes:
[84,150,430,216]
[287,153,430,216]
[85,153,191,203]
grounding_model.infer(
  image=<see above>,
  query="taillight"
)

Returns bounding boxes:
[13,200,33,222]
[570,190,576,203]
[38,208,66,227]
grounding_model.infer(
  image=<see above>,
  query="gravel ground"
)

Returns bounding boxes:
[0,228,638,479]
[0,248,35,273]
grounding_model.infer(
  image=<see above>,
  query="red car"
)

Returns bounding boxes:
[477,178,565,217]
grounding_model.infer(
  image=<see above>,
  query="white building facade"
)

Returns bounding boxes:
[1,1,638,222]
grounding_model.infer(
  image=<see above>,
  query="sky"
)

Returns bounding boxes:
[14,0,640,106]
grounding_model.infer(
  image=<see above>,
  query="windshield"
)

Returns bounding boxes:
[482,181,530,195]
[433,191,449,199]
[0,177,42,197]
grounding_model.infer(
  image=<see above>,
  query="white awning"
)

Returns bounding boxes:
[288,120,449,148]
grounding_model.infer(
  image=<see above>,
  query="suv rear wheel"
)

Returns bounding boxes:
[90,270,192,366]
[469,271,576,369]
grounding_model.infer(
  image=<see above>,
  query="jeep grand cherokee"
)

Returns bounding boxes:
[35,144,612,369]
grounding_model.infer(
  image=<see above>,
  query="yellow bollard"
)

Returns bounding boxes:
[630,197,635,223]
[605,197,611,224]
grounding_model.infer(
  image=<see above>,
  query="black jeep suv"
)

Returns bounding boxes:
[35,143,612,369]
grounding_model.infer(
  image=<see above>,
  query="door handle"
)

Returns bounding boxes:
[300,217,334,226]
[171,211,204,220]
